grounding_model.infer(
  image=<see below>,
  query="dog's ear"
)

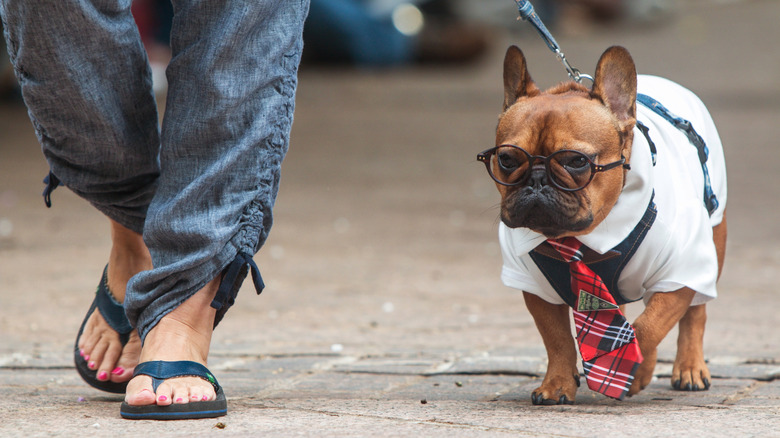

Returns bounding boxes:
[591,46,637,129]
[503,45,540,111]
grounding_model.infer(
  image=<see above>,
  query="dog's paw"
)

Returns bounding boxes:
[530,374,580,405]
[532,392,574,405]
[672,356,711,391]
[628,347,657,396]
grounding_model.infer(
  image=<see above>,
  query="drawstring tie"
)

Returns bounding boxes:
[211,252,265,327]
[42,172,61,208]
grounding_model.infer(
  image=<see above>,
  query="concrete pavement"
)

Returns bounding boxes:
[1,0,778,436]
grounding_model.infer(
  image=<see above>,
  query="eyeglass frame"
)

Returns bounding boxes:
[477,145,630,192]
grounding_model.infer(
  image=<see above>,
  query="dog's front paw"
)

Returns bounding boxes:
[628,347,657,396]
[672,354,711,391]
[531,374,580,405]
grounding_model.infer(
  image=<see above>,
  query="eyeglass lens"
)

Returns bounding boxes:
[491,146,593,190]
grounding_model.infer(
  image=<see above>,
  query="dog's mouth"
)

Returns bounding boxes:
[500,186,593,237]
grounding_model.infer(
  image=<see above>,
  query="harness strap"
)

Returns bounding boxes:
[635,121,657,166]
[636,93,719,215]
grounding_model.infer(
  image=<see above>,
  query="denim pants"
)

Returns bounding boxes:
[0,0,309,340]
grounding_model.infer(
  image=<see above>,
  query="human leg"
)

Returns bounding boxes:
[124,277,219,407]
[0,0,160,389]
[0,0,160,232]
[121,0,309,413]
[76,220,151,387]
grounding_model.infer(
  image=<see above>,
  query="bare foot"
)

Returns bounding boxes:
[124,277,220,406]
[77,220,151,384]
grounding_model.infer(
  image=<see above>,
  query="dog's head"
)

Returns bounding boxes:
[485,45,637,238]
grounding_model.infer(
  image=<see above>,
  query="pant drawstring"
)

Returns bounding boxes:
[211,252,265,327]
[42,171,61,208]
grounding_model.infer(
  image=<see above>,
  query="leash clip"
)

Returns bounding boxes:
[556,50,594,85]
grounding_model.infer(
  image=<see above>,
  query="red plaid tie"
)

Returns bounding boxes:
[547,237,644,400]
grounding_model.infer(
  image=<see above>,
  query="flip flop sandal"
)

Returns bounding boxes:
[119,361,228,420]
[74,265,134,394]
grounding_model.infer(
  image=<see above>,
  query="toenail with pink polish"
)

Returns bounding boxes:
[111,367,124,375]
[202,395,209,401]
[176,397,183,403]
[98,371,108,380]
[88,361,96,369]
[158,395,168,402]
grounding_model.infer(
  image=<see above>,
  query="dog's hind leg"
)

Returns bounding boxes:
[523,292,580,405]
[672,212,727,391]
[672,304,711,390]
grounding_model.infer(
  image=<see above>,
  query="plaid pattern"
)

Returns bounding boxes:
[548,237,644,400]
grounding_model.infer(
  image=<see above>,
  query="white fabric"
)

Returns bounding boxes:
[499,75,727,306]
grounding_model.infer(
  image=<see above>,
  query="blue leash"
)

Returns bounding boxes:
[511,0,719,216]
[513,0,593,83]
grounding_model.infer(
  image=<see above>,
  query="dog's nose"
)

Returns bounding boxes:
[528,165,548,189]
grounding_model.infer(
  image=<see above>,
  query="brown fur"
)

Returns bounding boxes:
[496,45,727,404]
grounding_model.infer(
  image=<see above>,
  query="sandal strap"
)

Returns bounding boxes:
[133,361,221,393]
[95,266,133,336]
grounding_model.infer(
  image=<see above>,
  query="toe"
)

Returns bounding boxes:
[77,320,95,353]
[110,365,130,383]
[78,312,106,356]
[88,336,110,370]
[97,346,121,381]
[180,378,216,403]
[172,385,189,405]
[197,382,216,402]
[110,334,141,383]
[187,383,206,403]
[78,333,97,361]
[675,370,697,391]
[124,376,157,406]
[675,368,711,391]
[154,382,173,406]
[140,377,216,406]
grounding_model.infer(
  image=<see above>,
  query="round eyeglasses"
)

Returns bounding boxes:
[477,145,630,192]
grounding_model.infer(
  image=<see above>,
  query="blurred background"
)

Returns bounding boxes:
[1,0,778,369]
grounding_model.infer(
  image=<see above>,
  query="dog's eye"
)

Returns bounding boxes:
[497,152,520,171]
[562,155,590,171]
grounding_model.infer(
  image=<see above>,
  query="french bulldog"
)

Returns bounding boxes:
[482,45,727,404]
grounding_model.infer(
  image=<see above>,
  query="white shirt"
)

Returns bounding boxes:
[499,75,727,306]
